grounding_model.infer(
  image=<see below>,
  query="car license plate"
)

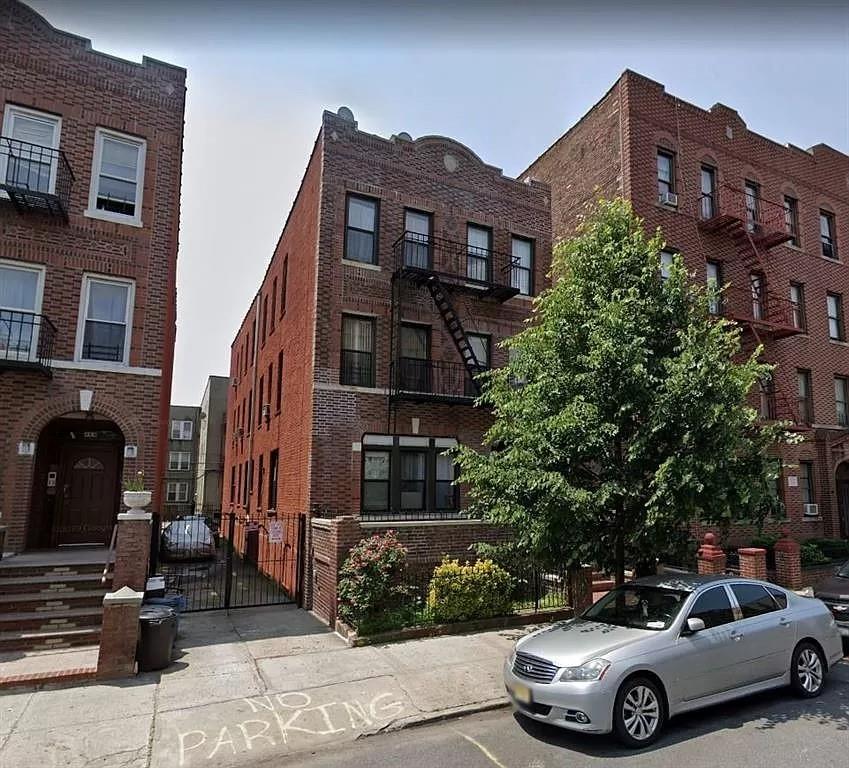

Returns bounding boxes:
[511,683,532,705]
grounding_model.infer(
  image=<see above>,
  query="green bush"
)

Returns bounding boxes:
[749,534,779,551]
[427,557,513,623]
[807,538,849,561]
[337,531,408,627]
[800,542,830,567]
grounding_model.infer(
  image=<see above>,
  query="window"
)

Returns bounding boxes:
[435,451,457,510]
[237,464,242,505]
[468,333,490,370]
[0,105,61,195]
[261,294,268,344]
[759,375,776,420]
[766,586,788,610]
[700,165,716,219]
[268,449,279,510]
[242,461,249,505]
[257,454,264,508]
[400,451,427,511]
[276,350,284,411]
[835,376,849,426]
[799,461,815,505]
[0,260,45,361]
[660,250,675,280]
[280,256,288,317]
[510,236,533,296]
[744,180,760,233]
[257,375,264,427]
[247,389,253,433]
[362,450,391,512]
[168,451,191,471]
[77,276,134,364]
[345,195,378,264]
[230,466,236,504]
[87,128,146,224]
[706,261,721,315]
[820,210,837,259]
[750,273,764,321]
[688,586,735,629]
[730,583,778,619]
[656,149,675,199]
[797,369,813,424]
[171,419,193,440]
[827,292,844,340]
[166,481,189,503]
[467,224,492,282]
[403,209,431,268]
[270,278,277,333]
[399,323,430,392]
[790,283,806,330]
[341,315,375,387]
[784,196,800,246]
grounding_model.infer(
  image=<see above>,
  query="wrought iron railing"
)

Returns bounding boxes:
[699,184,792,246]
[0,136,74,217]
[0,310,56,371]
[341,349,375,387]
[391,357,481,400]
[392,232,520,289]
[721,285,799,333]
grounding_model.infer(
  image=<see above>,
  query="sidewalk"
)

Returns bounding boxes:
[0,605,529,768]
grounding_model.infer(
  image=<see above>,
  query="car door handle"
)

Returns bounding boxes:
[779,617,792,627]
[730,630,744,641]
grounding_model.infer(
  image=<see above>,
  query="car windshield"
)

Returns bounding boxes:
[583,585,689,631]
[838,561,849,578]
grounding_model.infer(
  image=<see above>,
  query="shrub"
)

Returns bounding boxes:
[807,538,849,561]
[800,542,830,567]
[337,532,408,627]
[427,557,513,623]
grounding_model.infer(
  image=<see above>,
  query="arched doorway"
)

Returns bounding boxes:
[28,416,125,548]
[836,461,849,540]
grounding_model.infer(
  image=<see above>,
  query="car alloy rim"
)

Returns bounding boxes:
[622,685,660,740]
[797,649,823,693]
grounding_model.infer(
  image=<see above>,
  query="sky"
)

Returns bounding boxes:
[27,0,849,405]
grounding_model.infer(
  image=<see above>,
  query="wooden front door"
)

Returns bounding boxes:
[54,442,120,545]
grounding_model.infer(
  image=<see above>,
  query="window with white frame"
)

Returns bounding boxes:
[166,481,189,503]
[660,249,675,280]
[510,236,533,295]
[77,275,133,364]
[171,420,193,440]
[168,451,192,471]
[87,129,146,224]
[0,260,45,360]
[1,105,61,196]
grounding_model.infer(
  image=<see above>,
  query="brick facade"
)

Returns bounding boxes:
[223,109,551,618]
[0,1,185,553]
[526,70,849,546]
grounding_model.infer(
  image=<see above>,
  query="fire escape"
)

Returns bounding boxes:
[698,184,802,424]
[388,232,519,413]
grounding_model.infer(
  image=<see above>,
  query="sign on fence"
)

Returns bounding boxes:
[268,519,284,544]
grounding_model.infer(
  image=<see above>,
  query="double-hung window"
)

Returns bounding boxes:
[87,128,146,225]
[700,165,716,219]
[362,449,391,513]
[77,275,134,364]
[799,461,815,506]
[1,105,61,196]
[403,209,431,269]
[168,451,191,471]
[706,261,721,315]
[466,333,490,396]
[789,283,806,331]
[797,369,814,425]
[171,419,193,440]
[750,273,765,321]
[166,481,189,503]
[827,292,844,341]
[784,196,800,246]
[345,195,378,264]
[400,450,427,512]
[467,224,492,282]
[657,150,675,201]
[510,236,533,296]
[820,211,837,260]
[399,323,430,393]
[0,260,45,361]
[835,376,849,427]
[660,250,675,280]
[340,314,375,387]
[744,180,760,233]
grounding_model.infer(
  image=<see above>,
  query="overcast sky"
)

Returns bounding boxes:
[27,1,849,405]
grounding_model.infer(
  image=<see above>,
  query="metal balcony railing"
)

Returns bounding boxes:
[0,311,56,375]
[0,136,74,220]
[720,285,802,339]
[390,358,482,402]
[698,185,792,249]
[392,232,521,301]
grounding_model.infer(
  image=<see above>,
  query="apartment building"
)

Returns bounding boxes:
[0,0,185,554]
[223,107,551,618]
[194,374,228,520]
[525,70,849,541]
[164,405,199,517]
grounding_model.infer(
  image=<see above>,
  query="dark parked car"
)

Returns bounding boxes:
[160,516,216,561]
[814,560,849,640]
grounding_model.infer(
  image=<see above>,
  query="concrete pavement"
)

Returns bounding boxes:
[0,605,530,768]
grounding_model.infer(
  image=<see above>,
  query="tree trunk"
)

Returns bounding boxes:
[614,497,626,585]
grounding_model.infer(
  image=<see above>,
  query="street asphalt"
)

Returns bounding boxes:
[272,659,849,768]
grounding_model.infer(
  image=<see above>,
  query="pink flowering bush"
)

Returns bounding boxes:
[337,531,409,627]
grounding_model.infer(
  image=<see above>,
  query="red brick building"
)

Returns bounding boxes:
[0,0,185,555]
[525,70,849,543]
[223,108,551,621]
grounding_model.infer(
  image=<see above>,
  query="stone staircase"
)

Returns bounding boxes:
[0,561,112,652]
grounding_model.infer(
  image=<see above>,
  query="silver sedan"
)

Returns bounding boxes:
[504,574,843,748]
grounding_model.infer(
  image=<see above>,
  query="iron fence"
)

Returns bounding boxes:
[0,310,56,371]
[390,357,477,401]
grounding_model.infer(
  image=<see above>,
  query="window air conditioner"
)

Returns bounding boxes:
[659,191,679,207]
[803,503,819,517]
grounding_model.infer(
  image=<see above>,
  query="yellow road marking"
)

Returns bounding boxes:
[453,728,510,768]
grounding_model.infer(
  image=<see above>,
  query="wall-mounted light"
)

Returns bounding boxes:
[411,417,420,434]
[79,389,94,412]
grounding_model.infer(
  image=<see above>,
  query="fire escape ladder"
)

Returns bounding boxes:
[730,224,767,274]
[424,275,484,393]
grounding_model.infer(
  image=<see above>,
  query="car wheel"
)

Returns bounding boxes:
[791,641,825,698]
[612,676,665,749]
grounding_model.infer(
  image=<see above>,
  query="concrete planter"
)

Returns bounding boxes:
[123,490,152,510]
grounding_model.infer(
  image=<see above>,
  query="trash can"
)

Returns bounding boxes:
[144,592,187,636]
[137,604,177,672]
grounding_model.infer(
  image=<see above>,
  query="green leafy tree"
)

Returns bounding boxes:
[455,199,797,584]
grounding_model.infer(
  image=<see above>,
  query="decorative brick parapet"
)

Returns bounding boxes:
[774,528,802,590]
[697,532,726,575]
[112,511,152,592]
[96,586,143,680]
[738,547,767,580]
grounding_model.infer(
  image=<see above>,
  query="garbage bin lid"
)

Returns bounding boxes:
[139,604,176,621]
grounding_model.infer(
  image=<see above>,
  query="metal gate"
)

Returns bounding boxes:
[152,511,305,612]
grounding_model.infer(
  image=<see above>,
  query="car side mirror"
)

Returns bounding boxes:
[682,617,706,635]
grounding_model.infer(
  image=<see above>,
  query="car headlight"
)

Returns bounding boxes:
[558,658,611,682]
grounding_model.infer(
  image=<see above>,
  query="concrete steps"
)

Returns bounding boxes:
[0,626,101,652]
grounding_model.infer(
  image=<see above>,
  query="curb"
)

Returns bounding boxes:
[387,698,511,733]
